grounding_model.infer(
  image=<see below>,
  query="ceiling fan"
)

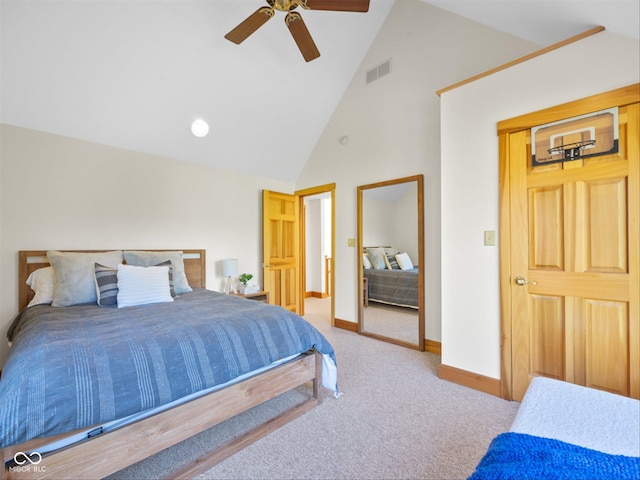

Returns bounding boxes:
[225,0,370,62]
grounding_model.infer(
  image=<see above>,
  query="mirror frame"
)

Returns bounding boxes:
[357,174,425,350]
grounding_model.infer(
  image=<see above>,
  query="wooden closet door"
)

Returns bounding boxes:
[503,90,639,401]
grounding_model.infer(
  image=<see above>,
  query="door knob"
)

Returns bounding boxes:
[515,276,536,286]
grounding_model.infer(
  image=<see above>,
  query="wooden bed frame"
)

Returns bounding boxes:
[3,250,323,479]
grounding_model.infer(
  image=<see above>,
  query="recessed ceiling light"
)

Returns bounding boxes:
[191,119,209,138]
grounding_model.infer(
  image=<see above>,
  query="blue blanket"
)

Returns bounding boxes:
[469,432,640,480]
[0,289,336,448]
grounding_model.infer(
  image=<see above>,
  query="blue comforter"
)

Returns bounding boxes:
[469,432,640,480]
[0,289,336,448]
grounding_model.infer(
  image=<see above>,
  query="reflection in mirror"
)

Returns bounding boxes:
[357,175,424,350]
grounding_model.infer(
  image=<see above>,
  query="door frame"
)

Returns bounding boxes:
[497,84,640,400]
[295,183,336,324]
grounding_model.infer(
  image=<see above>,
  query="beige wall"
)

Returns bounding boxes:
[440,31,640,379]
[296,0,539,342]
[362,188,419,263]
[0,124,293,366]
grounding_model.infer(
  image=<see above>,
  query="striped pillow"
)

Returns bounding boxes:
[385,252,400,269]
[94,263,118,307]
[154,260,176,297]
[116,264,173,308]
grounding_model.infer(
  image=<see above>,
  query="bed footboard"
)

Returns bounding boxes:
[3,351,323,480]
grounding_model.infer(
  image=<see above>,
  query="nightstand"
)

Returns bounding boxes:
[233,291,269,304]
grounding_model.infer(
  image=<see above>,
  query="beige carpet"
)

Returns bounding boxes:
[109,297,519,480]
[362,301,419,344]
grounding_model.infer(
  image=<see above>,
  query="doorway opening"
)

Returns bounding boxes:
[296,184,336,325]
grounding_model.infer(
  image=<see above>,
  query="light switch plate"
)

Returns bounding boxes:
[484,230,496,246]
[347,238,356,247]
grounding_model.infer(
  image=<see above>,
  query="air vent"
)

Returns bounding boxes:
[366,59,391,85]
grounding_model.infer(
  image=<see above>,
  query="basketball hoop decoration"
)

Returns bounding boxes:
[531,108,618,166]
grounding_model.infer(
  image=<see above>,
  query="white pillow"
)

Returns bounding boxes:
[25,266,56,307]
[362,253,373,269]
[395,252,414,270]
[123,251,192,294]
[47,250,124,306]
[116,264,174,308]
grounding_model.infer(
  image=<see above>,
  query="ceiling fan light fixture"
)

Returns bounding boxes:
[191,119,209,138]
[225,0,370,61]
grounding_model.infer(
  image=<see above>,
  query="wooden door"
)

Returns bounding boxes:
[499,85,639,401]
[262,190,300,313]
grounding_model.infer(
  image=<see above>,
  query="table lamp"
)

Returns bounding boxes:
[221,258,238,294]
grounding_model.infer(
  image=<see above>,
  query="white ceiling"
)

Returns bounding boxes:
[1,0,638,182]
[425,0,639,45]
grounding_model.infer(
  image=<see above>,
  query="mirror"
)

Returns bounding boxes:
[357,175,424,350]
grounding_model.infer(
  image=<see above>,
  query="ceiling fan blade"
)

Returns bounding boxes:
[225,7,274,44]
[285,12,320,62]
[303,0,369,12]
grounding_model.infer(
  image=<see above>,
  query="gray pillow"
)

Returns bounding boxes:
[123,251,192,294]
[47,250,124,306]
[366,247,387,270]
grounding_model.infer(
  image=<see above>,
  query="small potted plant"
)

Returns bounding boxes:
[238,273,258,294]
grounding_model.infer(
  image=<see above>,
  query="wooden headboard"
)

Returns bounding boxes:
[18,250,206,310]
[363,246,392,252]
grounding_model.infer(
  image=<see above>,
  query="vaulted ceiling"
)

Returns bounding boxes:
[1,0,638,182]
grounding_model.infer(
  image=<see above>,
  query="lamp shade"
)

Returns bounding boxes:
[221,258,238,277]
